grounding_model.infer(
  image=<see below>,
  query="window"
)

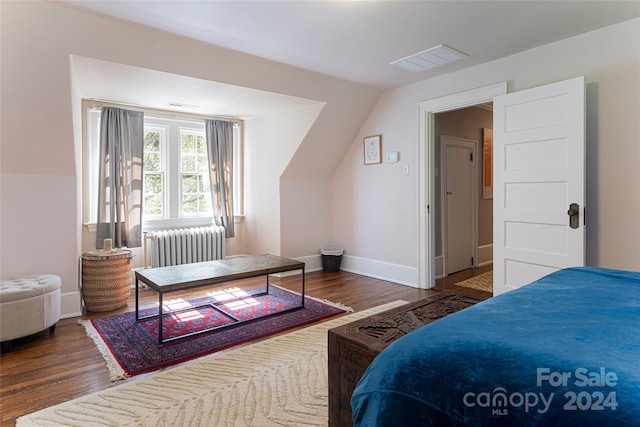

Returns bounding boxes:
[140,115,214,223]
[85,105,242,230]
[178,130,212,216]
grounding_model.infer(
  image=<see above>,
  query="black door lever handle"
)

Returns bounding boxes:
[568,203,579,229]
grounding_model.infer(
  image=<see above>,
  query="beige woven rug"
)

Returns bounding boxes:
[17,300,407,427]
[455,270,493,293]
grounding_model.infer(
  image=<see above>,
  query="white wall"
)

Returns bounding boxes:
[243,104,325,256]
[0,1,380,317]
[333,18,640,285]
[280,178,333,269]
[0,175,83,316]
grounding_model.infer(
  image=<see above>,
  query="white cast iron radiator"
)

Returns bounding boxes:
[145,226,226,268]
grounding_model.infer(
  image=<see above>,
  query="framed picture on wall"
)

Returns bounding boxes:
[482,128,493,199]
[364,135,382,165]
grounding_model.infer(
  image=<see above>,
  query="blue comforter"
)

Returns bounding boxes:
[351,267,640,426]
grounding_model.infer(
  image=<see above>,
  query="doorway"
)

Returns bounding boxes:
[417,82,507,289]
[434,107,493,280]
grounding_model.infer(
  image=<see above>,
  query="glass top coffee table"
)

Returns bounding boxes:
[134,254,306,345]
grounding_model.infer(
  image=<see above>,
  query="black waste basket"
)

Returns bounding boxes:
[321,247,343,272]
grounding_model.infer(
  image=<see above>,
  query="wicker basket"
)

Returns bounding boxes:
[81,249,133,312]
[321,247,343,272]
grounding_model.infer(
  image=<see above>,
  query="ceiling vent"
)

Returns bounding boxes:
[390,44,468,73]
[167,102,200,109]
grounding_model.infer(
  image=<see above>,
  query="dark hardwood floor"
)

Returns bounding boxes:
[0,268,491,426]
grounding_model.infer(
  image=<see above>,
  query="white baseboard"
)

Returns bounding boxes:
[340,254,419,288]
[477,244,493,267]
[294,254,419,287]
[292,254,419,287]
[438,244,493,278]
[294,254,323,273]
[435,255,444,279]
[60,291,82,319]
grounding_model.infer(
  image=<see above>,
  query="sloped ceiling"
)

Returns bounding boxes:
[63,1,640,89]
[71,55,323,119]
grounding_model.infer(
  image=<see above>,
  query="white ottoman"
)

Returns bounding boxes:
[0,274,61,351]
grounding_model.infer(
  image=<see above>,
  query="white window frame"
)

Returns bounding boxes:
[84,102,243,232]
[177,127,211,218]
[142,124,168,221]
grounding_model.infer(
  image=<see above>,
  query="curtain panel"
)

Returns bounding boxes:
[205,119,235,238]
[96,107,144,248]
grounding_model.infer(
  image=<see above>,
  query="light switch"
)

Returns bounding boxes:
[403,165,410,175]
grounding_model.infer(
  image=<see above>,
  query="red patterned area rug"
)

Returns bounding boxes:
[80,285,351,380]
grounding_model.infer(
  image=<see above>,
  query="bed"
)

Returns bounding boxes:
[351,267,640,426]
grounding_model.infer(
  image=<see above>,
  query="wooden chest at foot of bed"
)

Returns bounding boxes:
[327,291,487,427]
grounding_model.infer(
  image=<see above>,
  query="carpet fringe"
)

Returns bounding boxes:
[306,295,353,313]
[272,284,354,313]
[77,319,129,381]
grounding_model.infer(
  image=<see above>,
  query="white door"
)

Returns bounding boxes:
[493,76,585,295]
[442,136,477,274]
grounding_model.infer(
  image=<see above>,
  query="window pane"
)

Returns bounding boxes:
[197,155,209,173]
[181,173,211,215]
[144,153,161,171]
[181,154,196,172]
[197,194,210,212]
[182,174,197,193]
[196,136,205,152]
[145,131,160,151]
[182,194,197,213]
[144,195,163,216]
[144,173,163,194]
[144,173,163,216]
[181,133,198,153]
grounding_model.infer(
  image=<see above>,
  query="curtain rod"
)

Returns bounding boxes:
[84,99,241,125]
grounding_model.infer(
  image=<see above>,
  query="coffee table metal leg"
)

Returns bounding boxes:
[158,292,164,345]
[302,266,306,307]
[135,277,140,321]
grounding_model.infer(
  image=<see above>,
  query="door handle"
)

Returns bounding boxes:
[567,203,579,229]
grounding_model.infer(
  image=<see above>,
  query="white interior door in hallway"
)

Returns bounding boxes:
[441,136,477,275]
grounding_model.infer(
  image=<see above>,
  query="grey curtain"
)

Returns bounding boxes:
[96,107,144,248]
[205,119,235,238]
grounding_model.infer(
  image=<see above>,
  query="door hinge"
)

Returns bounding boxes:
[470,152,473,161]
[471,257,474,265]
